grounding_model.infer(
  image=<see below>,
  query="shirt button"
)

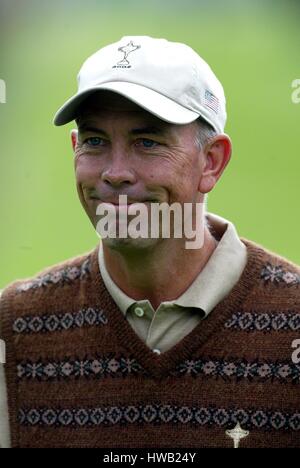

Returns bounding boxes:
[134,306,144,317]
[153,349,161,355]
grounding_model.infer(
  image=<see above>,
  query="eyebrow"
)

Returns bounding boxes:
[77,124,168,137]
[130,126,166,136]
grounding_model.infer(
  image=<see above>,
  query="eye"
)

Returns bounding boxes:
[137,138,159,149]
[84,137,105,146]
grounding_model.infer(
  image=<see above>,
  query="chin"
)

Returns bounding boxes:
[101,236,161,253]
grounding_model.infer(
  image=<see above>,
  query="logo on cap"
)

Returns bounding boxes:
[113,41,141,69]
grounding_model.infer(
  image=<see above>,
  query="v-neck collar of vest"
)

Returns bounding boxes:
[92,238,265,380]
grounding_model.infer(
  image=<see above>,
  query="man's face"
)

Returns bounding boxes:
[73,92,206,250]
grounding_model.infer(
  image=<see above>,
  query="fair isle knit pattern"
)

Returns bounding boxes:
[0,239,300,448]
[13,307,108,334]
[16,356,300,383]
[225,311,300,332]
[16,257,91,292]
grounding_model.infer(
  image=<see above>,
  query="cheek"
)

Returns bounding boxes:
[74,154,100,186]
[159,146,198,174]
[160,152,201,201]
[168,153,199,180]
[175,150,202,185]
[74,156,101,211]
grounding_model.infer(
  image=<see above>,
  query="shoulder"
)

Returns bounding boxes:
[241,237,300,306]
[0,247,97,303]
[242,237,299,277]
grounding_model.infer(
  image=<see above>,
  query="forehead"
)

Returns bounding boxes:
[77,91,171,128]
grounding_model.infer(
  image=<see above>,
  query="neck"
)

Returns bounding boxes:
[102,226,218,311]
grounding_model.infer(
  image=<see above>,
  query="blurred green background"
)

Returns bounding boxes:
[0,0,299,288]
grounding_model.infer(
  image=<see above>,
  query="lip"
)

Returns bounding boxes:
[89,197,153,205]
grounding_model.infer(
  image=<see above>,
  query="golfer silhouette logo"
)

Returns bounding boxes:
[113,41,141,69]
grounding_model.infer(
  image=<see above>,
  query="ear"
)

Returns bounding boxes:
[198,134,232,194]
[70,129,78,152]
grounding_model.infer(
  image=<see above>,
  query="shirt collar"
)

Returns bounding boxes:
[98,212,247,317]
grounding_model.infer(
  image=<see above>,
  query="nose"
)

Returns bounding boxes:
[101,148,137,187]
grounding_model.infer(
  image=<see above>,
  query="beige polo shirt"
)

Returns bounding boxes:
[98,212,248,354]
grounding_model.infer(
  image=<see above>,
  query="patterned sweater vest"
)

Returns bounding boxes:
[0,238,300,448]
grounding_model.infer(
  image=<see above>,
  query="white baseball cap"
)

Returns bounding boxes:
[53,35,227,133]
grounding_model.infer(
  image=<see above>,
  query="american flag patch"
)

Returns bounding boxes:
[204,90,219,114]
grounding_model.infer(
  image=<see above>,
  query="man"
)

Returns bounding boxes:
[0,36,299,448]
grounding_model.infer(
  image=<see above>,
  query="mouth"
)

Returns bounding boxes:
[89,197,155,206]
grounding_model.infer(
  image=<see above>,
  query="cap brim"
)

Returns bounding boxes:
[53,81,200,126]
